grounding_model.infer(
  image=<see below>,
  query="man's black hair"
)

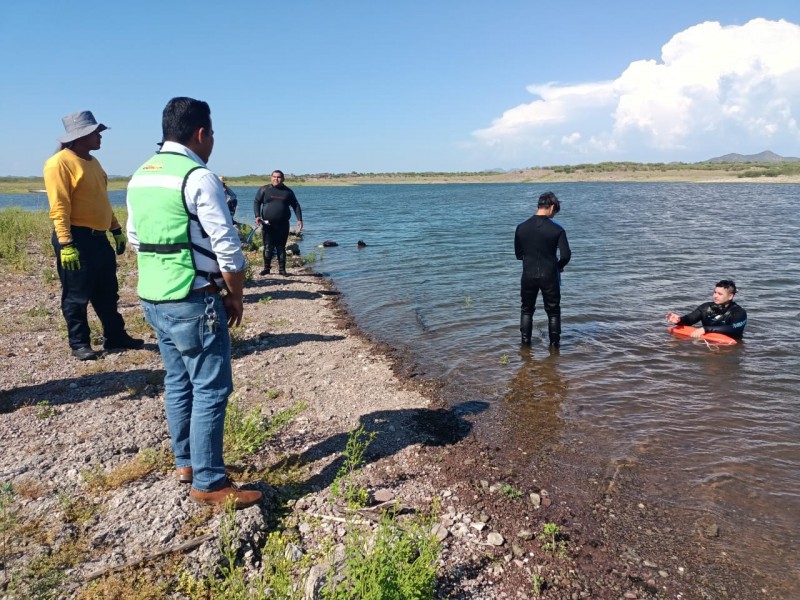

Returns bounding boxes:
[538,191,560,214]
[272,170,285,177]
[162,97,211,144]
[716,280,737,295]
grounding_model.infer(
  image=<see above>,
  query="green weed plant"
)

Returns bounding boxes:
[224,398,305,464]
[330,426,376,509]
[501,484,522,500]
[323,508,441,600]
[539,522,568,558]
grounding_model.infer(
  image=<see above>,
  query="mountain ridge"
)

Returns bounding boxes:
[705,150,800,163]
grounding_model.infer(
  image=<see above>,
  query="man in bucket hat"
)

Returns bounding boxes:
[43,110,143,360]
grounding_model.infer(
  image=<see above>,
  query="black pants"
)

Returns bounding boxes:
[520,275,561,318]
[261,220,290,271]
[520,274,562,344]
[52,229,126,349]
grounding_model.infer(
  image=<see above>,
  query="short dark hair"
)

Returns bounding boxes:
[162,97,211,144]
[272,170,285,178]
[538,191,560,214]
[716,280,737,295]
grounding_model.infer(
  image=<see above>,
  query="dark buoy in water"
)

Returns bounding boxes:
[357,240,367,248]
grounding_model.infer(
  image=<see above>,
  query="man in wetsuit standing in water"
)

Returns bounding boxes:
[514,191,571,348]
[253,170,303,276]
[666,280,747,340]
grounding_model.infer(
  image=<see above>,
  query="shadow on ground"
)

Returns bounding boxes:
[269,400,490,495]
[0,367,164,413]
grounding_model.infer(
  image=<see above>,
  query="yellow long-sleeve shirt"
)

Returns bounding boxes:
[43,149,121,244]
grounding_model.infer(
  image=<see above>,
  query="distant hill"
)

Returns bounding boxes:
[705,150,800,163]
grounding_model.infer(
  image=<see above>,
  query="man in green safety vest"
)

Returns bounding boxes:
[126,97,261,509]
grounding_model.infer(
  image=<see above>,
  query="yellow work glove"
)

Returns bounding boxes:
[60,244,80,270]
[111,228,126,255]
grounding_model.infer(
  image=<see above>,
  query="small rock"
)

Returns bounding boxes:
[517,529,534,540]
[305,564,328,598]
[529,492,541,507]
[705,523,720,538]
[471,522,486,532]
[431,523,449,541]
[658,570,669,578]
[487,532,504,546]
[285,543,304,562]
[372,489,395,503]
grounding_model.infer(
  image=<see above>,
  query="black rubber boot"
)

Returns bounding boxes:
[520,313,533,345]
[262,247,273,275]
[548,315,561,348]
[278,247,288,275]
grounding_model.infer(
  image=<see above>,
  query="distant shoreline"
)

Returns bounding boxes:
[3,165,799,193]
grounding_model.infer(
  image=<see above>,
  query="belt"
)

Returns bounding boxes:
[191,284,221,295]
[72,225,107,236]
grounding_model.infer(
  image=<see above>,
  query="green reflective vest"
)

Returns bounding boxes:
[127,152,206,302]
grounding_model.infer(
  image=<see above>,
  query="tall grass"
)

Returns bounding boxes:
[0,209,53,271]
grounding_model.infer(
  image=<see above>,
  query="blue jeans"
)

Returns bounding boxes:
[142,293,231,492]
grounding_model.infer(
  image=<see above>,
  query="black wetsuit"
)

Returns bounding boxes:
[678,301,747,340]
[514,215,571,345]
[253,184,302,273]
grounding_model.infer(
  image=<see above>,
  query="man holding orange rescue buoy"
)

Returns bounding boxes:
[666,280,747,340]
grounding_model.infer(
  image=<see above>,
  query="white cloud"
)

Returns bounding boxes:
[473,18,800,162]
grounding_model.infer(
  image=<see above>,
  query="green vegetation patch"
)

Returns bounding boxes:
[0,208,53,271]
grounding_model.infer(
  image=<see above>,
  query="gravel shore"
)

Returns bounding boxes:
[0,249,784,599]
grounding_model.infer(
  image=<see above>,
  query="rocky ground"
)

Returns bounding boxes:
[0,247,787,599]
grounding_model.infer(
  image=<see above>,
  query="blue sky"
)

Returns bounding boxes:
[1,1,799,176]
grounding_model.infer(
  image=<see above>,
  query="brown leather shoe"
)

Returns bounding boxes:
[176,467,193,484]
[189,478,262,509]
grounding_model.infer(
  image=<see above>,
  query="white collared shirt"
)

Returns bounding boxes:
[127,142,245,288]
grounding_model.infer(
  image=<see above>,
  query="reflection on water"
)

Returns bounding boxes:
[500,348,567,453]
[4,182,799,590]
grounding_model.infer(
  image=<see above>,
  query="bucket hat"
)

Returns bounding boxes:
[57,111,108,144]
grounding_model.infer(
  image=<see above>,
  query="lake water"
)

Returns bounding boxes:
[4,182,799,590]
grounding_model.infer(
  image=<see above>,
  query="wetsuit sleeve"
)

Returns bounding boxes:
[556,230,571,271]
[514,226,523,260]
[704,305,748,338]
[677,306,704,326]
[289,190,302,221]
[253,187,264,220]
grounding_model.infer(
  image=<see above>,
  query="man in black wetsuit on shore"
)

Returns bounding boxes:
[253,170,303,276]
[666,280,747,340]
[515,191,571,348]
